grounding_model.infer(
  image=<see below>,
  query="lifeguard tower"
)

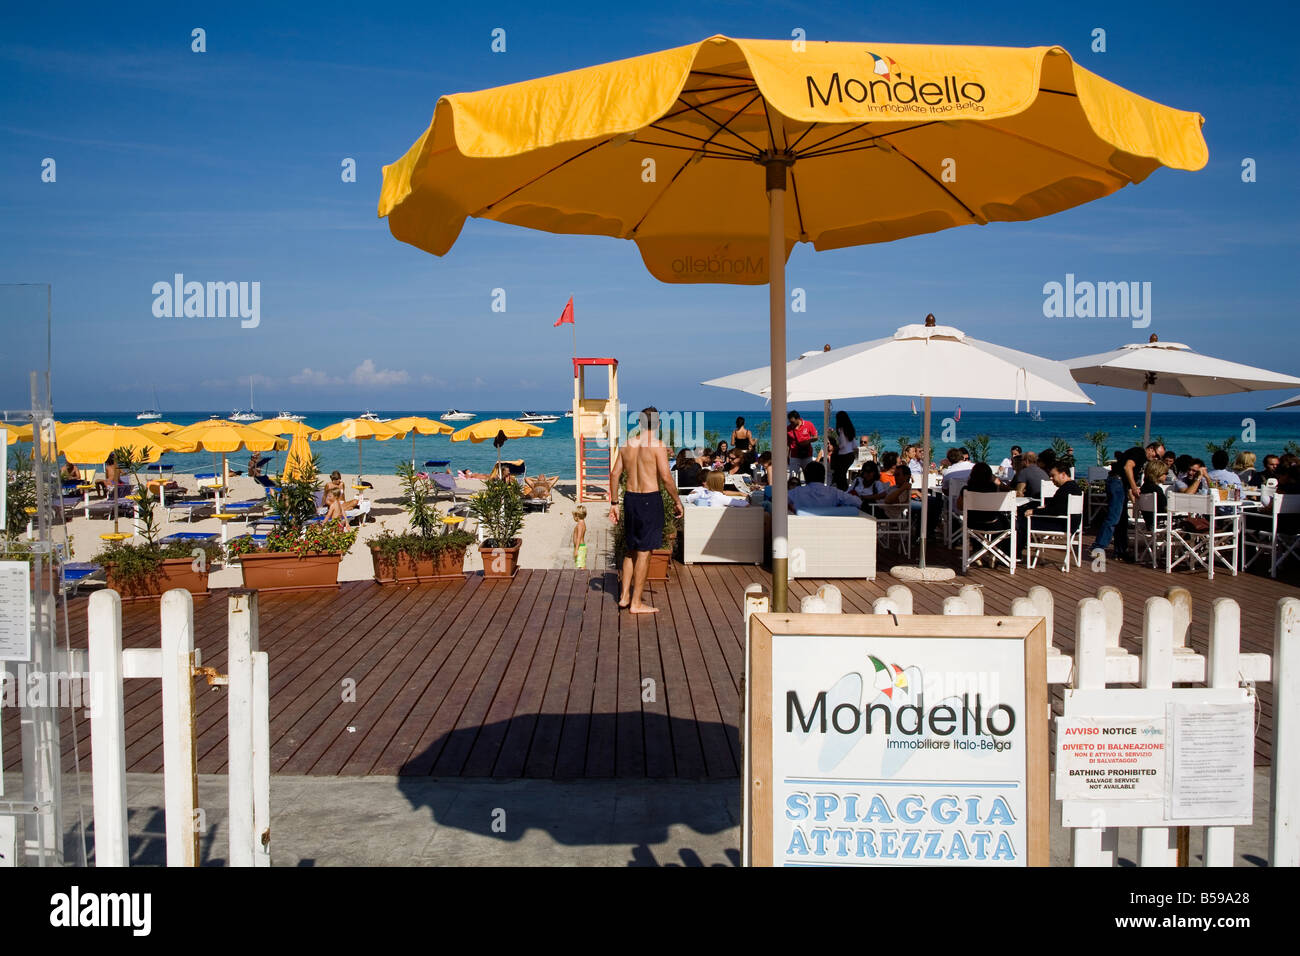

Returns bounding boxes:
[572,357,619,503]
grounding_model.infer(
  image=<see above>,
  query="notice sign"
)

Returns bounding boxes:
[1055,716,1166,800]
[1168,703,1254,820]
[746,613,1048,867]
[0,561,32,662]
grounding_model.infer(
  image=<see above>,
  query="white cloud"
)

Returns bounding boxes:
[290,367,340,386]
[350,359,409,387]
[420,374,447,387]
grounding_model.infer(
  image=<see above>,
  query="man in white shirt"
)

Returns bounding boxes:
[906,444,924,481]
[940,447,974,495]
[997,445,1021,482]
[788,462,860,512]
[1206,450,1243,489]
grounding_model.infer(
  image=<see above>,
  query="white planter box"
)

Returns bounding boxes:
[682,504,764,564]
[787,512,877,579]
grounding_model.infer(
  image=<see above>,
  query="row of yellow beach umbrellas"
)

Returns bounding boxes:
[6,416,546,488]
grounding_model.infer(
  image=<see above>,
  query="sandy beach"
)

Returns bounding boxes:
[59,472,618,586]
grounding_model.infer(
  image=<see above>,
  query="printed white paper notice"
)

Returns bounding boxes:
[1167,702,1254,821]
[1055,716,1166,800]
[0,561,32,662]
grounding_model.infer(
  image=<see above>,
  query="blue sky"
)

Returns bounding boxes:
[1,0,1298,416]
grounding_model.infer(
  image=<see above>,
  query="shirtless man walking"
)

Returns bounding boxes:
[609,407,684,613]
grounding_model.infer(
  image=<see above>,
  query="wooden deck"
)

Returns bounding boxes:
[4,553,1296,778]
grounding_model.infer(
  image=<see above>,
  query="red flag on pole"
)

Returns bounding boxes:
[554,296,574,327]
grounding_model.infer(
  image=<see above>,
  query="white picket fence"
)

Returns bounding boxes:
[745,582,1297,867]
[87,587,271,867]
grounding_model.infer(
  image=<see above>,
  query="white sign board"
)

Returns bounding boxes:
[1057,688,1254,828]
[0,561,32,662]
[747,614,1048,867]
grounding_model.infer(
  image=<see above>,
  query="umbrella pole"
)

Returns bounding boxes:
[358,442,363,485]
[766,161,789,613]
[1143,383,1153,446]
[920,396,932,569]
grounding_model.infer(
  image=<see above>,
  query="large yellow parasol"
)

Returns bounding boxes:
[387,415,452,469]
[379,36,1207,608]
[169,420,289,486]
[250,417,320,439]
[58,425,197,464]
[450,418,543,472]
[315,418,408,482]
[282,431,315,481]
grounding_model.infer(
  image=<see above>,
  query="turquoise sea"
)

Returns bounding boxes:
[37,409,1300,480]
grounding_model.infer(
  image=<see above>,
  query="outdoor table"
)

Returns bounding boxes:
[215,513,238,543]
[99,532,131,544]
[77,483,94,510]
[146,478,172,507]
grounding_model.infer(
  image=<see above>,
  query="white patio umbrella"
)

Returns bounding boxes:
[1065,334,1300,444]
[1267,395,1300,410]
[704,315,1095,575]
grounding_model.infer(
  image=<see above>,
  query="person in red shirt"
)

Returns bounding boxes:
[786,411,819,481]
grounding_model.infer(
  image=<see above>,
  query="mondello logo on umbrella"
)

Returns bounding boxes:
[806,50,988,111]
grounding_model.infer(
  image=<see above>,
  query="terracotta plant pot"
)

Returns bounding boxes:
[238,551,343,592]
[616,539,675,583]
[370,545,469,584]
[106,557,210,601]
[480,539,521,580]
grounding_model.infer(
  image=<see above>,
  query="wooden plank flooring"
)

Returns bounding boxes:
[4,553,1295,778]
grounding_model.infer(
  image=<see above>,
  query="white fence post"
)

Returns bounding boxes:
[87,590,128,867]
[227,589,259,867]
[160,589,199,867]
[957,584,983,616]
[1137,597,1177,867]
[872,598,900,615]
[253,650,271,866]
[942,596,972,616]
[1071,597,1117,866]
[1097,586,1123,649]
[885,585,913,615]
[1272,597,1299,867]
[1203,598,1240,867]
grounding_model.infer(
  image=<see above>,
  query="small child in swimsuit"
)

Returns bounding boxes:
[572,506,587,569]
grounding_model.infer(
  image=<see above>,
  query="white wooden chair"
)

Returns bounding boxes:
[1026,494,1084,571]
[942,475,968,548]
[1242,493,1300,578]
[961,491,1017,575]
[1084,466,1110,525]
[1166,492,1237,579]
[870,503,911,558]
[1131,492,1171,569]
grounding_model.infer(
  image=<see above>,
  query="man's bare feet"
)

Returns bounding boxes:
[618,596,631,609]
[629,602,659,614]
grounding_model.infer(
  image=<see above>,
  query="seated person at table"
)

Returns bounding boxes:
[1139,460,1168,528]
[882,465,913,505]
[997,446,1021,482]
[940,447,973,495]
[1013,451,1048,499]
[1023,460,1081,527]
[786,462,860,513]
[1254,454,1280,487]
[724,450,747,476]
[750,451,772,484]
[1233,452,1258,486]
[879,451,899,485]
[674,450,704,488]
[849,462,889,507]
[1206,449,1243,489]
[1172,457,1208,494]
[956,462,1008,532]
[60,460,81,482]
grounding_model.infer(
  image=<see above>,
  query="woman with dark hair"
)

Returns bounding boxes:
[955,462,1007,531]
[830,410,857,490]
[849,461,888,508]
[715,439,729,462]
[731,417,753,454]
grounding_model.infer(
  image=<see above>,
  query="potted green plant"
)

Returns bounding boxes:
[369,463,475,583]
[612,480,679,582]
[468,476,523,579]
[93,444,219,599]
[226,454,358,591]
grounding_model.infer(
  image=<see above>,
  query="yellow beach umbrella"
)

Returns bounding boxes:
[3,425,18,446]
[136,421,184,435]
[58,425,196,464]
[379,36,1207,608]
[170,420,289,487]
[250,417,320,439]
[450,418,544,472]
[282,432,315,481]
[387,415,452,469]
[315,418,408,483]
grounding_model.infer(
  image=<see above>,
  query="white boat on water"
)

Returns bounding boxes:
[277,411,306,422]
[563,410,573,418]
[518,411,560,424]
[357,410,392,423]
[137,387,162,420]
[440,409,476,421]
[230,377,259,421]
[1029,409,1044,422]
